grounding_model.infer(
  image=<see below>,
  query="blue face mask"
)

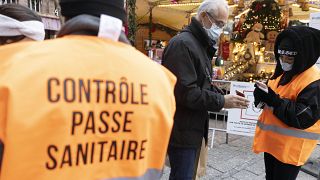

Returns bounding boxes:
[204,15,223,44]
[279,58,293,71]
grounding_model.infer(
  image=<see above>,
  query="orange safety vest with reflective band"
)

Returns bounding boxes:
[253,65,320,166]
[0,36,176,180]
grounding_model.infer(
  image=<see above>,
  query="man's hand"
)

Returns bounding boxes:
[223,94,250,109]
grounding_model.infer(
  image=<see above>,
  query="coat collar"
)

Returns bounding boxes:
[183,17,215,48]
[182,17,216,59]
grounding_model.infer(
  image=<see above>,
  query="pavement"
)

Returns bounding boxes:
[161,120,319,180]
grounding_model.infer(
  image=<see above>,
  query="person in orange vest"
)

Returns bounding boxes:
[0,1,176,179]
[253,26,320,180]
[0,3,45,45]
[0,3,45,167]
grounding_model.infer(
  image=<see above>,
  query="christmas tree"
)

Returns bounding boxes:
[241,0,281,39]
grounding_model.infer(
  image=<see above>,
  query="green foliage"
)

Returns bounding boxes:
[241,0,281,39]
[127,0,137,45]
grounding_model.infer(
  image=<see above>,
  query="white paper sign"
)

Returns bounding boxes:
[309,12,320,30]
[310,12,320,68]
[227,81,261,136]
[317,57,320,68]
[98,14,122,41]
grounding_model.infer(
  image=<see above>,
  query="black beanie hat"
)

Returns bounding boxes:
[277,37,297,57]
[59,0,126,23]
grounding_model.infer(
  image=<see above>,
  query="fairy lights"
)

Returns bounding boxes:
[157,2,201,7]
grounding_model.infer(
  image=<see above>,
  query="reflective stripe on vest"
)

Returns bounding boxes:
[102,169,162,180]
[257,121,320,140]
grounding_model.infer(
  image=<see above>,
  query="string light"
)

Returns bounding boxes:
[157,2,201,7]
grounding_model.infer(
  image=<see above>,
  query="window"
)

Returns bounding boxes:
[1,0,18,5]
[28,0,41,12]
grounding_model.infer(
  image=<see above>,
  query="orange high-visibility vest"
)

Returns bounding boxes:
[253,65,320,166]
[0,36,176,180]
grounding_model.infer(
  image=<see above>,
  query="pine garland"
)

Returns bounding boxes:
[127,0,137,45]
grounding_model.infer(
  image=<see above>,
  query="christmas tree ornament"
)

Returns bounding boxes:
[271,3,277,10]
[278,0,285,6]
[302,2,309,11]
[238,0,245,8]
[232,7,239,15]
[289,7,293,16]
[265,31,279,51]
[244,49,253,60]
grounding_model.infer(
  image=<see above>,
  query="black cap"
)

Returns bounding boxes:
[59,0,126,23]
[277,37,297,57]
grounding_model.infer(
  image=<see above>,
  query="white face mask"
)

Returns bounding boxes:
[204,14,223,44]
[279,58,293,71]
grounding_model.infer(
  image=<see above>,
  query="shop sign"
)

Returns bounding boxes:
[309,12,320,30]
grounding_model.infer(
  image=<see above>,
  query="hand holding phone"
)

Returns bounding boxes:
[255,81,268,93]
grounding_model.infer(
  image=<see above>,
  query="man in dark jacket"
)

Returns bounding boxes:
[162,0,250,179]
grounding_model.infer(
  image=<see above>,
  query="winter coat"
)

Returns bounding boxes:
[162,17,225,148]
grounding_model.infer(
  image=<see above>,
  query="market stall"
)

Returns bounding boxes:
[134,1,320,177]
[135,0,203,61]
[209,0,320,82]
[135,0,320,81]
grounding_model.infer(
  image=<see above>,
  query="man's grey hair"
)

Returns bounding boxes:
[196,0,228,19]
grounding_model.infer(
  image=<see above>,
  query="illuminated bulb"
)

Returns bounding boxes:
[157,2,202,7]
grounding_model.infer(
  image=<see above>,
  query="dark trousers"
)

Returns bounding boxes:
[264,153,301,180]
[168,145,200,180]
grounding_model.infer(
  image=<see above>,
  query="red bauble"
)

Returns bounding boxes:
[254,3,263,11]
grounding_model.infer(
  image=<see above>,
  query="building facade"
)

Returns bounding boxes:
[1,0,61,39]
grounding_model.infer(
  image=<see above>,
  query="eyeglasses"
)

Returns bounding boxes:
[206,12,226,29]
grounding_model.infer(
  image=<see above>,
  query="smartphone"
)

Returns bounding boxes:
[236,90,245,97]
